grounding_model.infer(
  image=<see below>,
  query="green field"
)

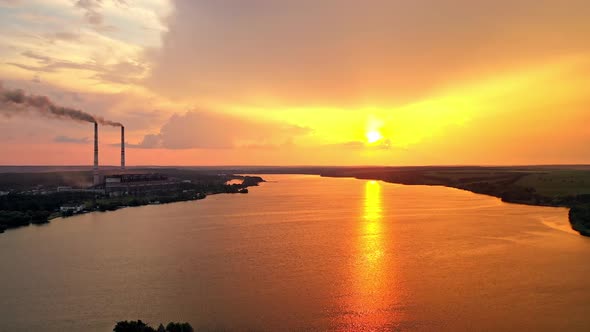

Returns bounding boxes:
[514,170,590,196]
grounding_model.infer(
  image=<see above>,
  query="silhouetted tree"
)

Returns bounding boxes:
[113,320,155,332]
[165,322,194,332]
[113,321,193,332]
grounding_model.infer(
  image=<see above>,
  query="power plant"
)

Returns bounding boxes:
[1,86,178,195]
[89,122,178,195]
[92,122,126,186]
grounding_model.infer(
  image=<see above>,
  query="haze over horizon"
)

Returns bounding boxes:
[1,0,589,166]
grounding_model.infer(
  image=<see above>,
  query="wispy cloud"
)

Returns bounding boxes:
[44,31,80,43]
[54,135,90,144]
[9,50,147,84]
[130,110,311,150]
[74,0,116,31]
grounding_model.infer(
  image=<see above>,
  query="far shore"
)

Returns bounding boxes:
[313,166,590,237]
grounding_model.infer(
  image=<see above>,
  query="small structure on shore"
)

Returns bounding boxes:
[60,204,85,214]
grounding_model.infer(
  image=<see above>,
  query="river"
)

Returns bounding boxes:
[1,175,589,331]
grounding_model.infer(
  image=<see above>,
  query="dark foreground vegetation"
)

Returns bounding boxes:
[570,204,590,236]
[317,166,590,236]
[114,320,193,332]
[0,192,95,230]
[0,169,263,233]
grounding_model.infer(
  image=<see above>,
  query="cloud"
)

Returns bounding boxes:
[146,0,590,107]
[74,0,103,25]
[1,0,168,93]
[330,139,395,151]
[21,51,52,63]
[91,61,146,84]
[130,133,161,149]
[45,31,81,42]
[54,135,90,144]
[131,110,311,150]
[11,51,101,73]
[74,0,120,32]
[10,51,147,84]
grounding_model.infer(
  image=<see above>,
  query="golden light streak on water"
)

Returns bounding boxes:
[341,180,394,331]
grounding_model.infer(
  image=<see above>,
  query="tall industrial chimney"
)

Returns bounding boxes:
[121,126,125,171]
[93,122,100,186]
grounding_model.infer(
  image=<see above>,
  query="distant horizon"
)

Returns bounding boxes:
[1,164,589,169]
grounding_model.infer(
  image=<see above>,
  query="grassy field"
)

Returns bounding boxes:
[514,170,590,196]
[416,168,590,198]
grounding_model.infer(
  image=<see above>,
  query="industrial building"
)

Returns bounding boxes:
[104,174,180,195]
[90,122,179,195]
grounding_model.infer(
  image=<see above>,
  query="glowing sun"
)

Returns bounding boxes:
[366,130,383,144]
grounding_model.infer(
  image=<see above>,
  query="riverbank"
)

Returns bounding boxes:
[0,174,264,233]
[318,166,590,236]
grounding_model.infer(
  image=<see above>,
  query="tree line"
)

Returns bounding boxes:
[114,320,193,332]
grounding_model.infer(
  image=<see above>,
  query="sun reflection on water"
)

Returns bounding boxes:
[363,181,384,263]
[339,180,393,331]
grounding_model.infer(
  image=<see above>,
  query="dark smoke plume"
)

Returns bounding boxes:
[0,84,122,127]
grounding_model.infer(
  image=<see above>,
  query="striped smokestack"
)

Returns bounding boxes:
[93,122,100,186]
[121,126,125,171]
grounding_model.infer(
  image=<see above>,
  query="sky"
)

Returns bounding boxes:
[0,0,589,166]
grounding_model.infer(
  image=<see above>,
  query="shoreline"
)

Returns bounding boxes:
[319,172,590,237]
[2,168,589,237]
[0,176,264,234]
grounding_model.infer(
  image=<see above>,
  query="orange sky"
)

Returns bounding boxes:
[1,0,589,166]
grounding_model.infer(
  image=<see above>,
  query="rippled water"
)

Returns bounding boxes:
[1,175,589,331]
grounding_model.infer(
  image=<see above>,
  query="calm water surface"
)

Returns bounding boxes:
[1,175,589,331]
